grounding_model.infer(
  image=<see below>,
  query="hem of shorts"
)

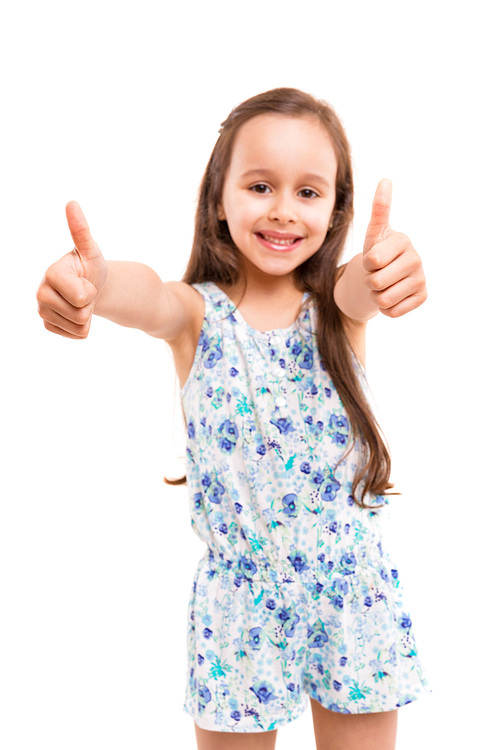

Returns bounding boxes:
[308,683,432,715]
[183,699,308,733]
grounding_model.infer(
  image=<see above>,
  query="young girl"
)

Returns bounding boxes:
[37,88,429,750]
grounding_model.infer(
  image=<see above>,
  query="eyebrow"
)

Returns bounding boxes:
[240,168,332,188]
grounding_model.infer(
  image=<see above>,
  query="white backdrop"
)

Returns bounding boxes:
[2,1,499,747]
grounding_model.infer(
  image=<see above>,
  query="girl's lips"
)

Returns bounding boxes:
[255,231,303,251]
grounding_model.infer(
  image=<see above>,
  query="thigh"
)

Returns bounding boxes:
[194,723,278,750]
[310,699,397,750]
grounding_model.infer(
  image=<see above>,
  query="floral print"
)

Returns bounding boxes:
[180,281,429,733]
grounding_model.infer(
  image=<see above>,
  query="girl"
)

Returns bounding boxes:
[37,88,429,750]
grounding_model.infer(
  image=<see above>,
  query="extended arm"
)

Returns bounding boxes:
[36,202,193,342]
[94,261,172,336]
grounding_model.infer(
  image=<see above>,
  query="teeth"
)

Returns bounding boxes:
[261,234,297,246]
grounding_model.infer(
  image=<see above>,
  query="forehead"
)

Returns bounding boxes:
[228,113,337,178]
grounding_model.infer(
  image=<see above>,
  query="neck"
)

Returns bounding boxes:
[221,266,304,307]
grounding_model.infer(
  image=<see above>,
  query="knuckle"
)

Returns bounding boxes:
[74,284,96,309]
[73,306,89,325]
[370,272,385,292]
[368,249,382,269]
[81,319,92,335]
[412,276,426,297]
[382,306,399,319]
[410,253,422,272]
[376,290,392,309]
[43,320,55,333]
[415,290,428,308]
[36,284,48,306]
[37,298,53,321]
[80,322,91,338]
[73,290,89,308]
[68,290,82,307]
[44,265,59,286]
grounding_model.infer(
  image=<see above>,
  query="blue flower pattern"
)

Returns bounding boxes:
[181,282,429,732]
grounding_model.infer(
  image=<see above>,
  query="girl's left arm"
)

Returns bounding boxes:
[334,179,427,323]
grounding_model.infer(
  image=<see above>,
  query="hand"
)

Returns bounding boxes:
[362,179,427,318]
[37,202,108,338]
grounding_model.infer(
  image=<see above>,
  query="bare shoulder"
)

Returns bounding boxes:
[340,312,368,367]
[162,281,205,343]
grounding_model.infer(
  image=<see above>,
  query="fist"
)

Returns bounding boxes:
[362,179,427,318]
[36,202,108,338]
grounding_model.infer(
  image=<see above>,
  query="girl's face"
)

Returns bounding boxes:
[219,114,337,287]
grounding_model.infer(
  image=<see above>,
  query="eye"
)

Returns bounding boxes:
[249,184,271,194]
[298,188,319,199]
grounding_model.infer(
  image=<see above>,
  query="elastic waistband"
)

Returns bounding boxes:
[201,544,386,586]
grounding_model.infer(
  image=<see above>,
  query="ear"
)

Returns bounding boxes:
[217,205,226,221]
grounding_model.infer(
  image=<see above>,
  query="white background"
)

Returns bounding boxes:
[1,0,499,747]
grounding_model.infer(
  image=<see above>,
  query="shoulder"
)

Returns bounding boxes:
[161,281,205,344]
[331,262,369,366]
[164,280,205,306]
[309,282,369,366]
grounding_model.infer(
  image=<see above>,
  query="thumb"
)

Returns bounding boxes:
[363,178,392,254]
[65,201,102,263]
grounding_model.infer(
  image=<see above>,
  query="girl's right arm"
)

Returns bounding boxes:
[36,201,200,343]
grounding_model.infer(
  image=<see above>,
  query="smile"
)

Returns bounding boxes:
[256,232,303,251]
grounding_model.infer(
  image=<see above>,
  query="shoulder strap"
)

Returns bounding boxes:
[191,281,238,326]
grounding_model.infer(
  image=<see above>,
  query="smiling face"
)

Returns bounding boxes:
[219,114,338,290]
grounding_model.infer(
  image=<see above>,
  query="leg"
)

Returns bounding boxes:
[310,699,397,750]
[194,723,278,750]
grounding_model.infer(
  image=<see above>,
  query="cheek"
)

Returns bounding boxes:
[224,196,259,233]
[309,206,333,237]
[224,209,247,240]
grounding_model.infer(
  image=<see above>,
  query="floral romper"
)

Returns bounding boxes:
[181,281,429,733]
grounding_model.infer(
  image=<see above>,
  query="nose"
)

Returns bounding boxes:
[268,192,297,224]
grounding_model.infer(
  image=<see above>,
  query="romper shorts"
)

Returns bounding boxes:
[183,546,429,733]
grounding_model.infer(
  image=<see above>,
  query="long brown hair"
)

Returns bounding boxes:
[166,87,394,506]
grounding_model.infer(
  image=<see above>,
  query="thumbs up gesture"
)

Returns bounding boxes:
[37,202,108,338]
[362,179,427,318]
